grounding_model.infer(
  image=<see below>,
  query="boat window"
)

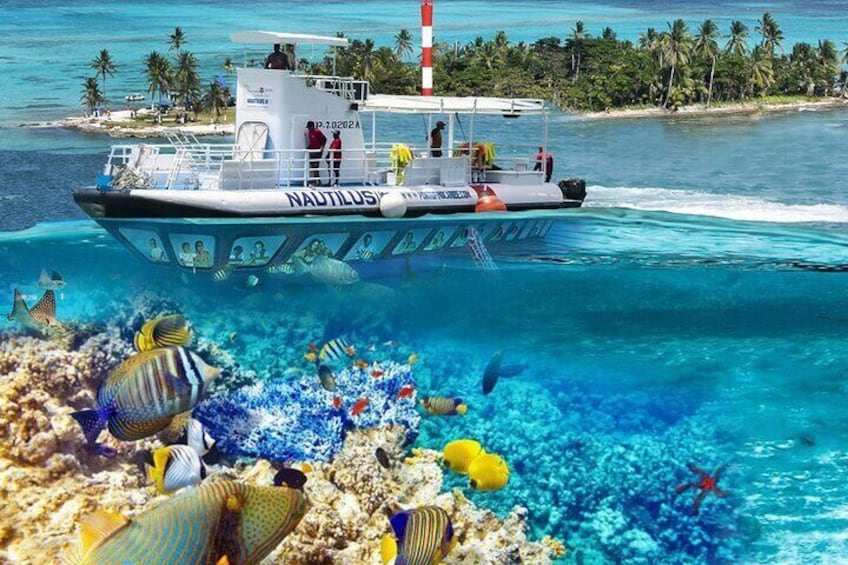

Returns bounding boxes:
[504,223,522,241]
[169,234,216,269]
[487,223,507,242]
[119,228,169,263]
[343,231,395,262]
[539,220,555,237]
[228,236,286,267]
[424,226,455,251]
[450,227,471,248]
[517,222,539,240]
[392,228,431,255]
[292,233,350,262]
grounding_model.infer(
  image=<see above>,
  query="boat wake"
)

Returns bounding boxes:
[585,185,848,224]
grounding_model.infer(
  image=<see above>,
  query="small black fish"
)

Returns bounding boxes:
[318,364,337,392]
[274,468,307,490]
[375,447,391,469]
[482,350,504,395]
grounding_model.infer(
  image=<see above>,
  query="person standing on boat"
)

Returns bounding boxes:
[306,121,327,187]
[328,130,342,186]
[265,44,292,70]
[430,120,445,157]
[534,146,554,182]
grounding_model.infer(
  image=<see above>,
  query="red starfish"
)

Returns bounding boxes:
[674,462,730,515]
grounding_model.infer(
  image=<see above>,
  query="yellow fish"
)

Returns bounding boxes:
[408,353,419,366]
[381,506,456,565]
[442,439,485,475]
[467,453,510,492]
[134,314,192,352]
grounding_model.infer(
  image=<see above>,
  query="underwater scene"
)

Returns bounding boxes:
[3,208,848,564]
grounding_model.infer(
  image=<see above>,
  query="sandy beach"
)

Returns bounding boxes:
[579,97,847,120]
[58,108,235,138]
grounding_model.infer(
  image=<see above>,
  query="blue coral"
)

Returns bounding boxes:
[195,360,420,462]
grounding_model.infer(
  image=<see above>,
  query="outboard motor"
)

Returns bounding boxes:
[558,178,586,203]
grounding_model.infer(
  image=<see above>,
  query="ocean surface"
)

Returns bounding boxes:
[2,1,848,563]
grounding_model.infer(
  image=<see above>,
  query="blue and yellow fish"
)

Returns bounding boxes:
[381,506,457,565]
[147,444,207,494]
[319,337,355,363]
[69,476,308,565]
[420,396,467,416]
[134,314,192,352]
[71,346,220,455]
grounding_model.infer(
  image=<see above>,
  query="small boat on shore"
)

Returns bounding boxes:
[124,93,145,102]
[74,30,586,276]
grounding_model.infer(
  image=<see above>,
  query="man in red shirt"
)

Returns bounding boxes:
[328,130,342,186]
[306,121,327,187]
[534,146,554,183]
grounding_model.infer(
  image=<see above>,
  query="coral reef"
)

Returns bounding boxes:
[195,361,421,462]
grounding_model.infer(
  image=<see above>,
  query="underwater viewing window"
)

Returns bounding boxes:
[119,228,170,263]
[228,236,287,267]
[292,233,350,262]
[504,223,522,241]
[392,228,431,255]
[169,234,216,269]
[487,223,507,242]
[424,227,455,251]
[450,227,471,248]
[343,231,395,262]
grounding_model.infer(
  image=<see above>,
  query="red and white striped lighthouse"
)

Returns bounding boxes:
[421,0,434,95]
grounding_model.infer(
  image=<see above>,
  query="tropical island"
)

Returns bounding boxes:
[70,13,847,137]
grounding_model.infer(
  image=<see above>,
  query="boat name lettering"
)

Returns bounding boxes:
[286,189,379,208]
[401,190,470,201]
[313,120,360,130]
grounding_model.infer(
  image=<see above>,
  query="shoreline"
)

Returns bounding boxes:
[59,113,235,138]
[578,97,847,120]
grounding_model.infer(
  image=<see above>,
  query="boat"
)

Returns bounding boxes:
[73,31,586,277]
[124,93,145,102]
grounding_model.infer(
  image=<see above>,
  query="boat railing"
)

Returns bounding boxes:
[300,74,369,102]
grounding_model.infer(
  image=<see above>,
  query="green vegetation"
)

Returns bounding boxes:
[80,76,104,114]
[89,49,116,104]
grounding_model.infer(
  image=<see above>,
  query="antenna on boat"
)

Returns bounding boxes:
[421,0,433,96]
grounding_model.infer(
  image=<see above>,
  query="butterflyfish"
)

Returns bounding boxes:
[442,439,485,475]
[319,338,353,363]
[420,396,467,416]
[8,288,61,333]
[70,347,220,452]
[38,268,65,290]
[133,314,192,352]
[318,364,337,392]
[69,477,308,565]
[467,453,510,491]
[147,444,207,494]
[380,506,456,565]
[184,417,216,456]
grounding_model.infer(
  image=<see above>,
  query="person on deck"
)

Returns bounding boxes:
[265,44,292,70]
[328,130,342,186]
[534,146,554,183]
[306,121,327,187]
[430,120,446,157]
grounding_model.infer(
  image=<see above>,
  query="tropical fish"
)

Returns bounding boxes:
[319,338,353,363]
[284,367,305,377]
[38,268,65,290]
[273,467,307,490]
[147,444,207,494]
[245,274,261,288]
[380,506,456,565]
[304,352,317,363]
[442,439,485,475]
[420,397,467,416]
[467,453,510,491]
[332,396,342,409]
[383,340,399,348]
[69,476,307,565]
[266,262,295,275]
[371,369,385,379]
[308,342,319,353]
[398,385,415,399]
[212,265,234,282]
[293,461,314,473]
[375,447,392,469]
[70,347,220,453]
[228,331,238,344]
[133,314,192,352]
[183,418,216,456]
[408,353,419,366]
[351,398,369,416]
[318,364,337,392]
[481,350,504,395]
[7,288,62,333]
[354,359,369,369]
[297,256,360,286]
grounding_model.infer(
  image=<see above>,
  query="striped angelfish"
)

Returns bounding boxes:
[71,347,220,448]
[147,444,207,494]
[134,314,192,352]
[381,506,457,565]
[70,478,308,565]
[420,397,468,416]
[319,338,353,363]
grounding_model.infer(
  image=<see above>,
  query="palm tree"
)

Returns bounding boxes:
[841,42,848,97]
[755,12,784,56]
[662,19,693,108]
[89,49,116,104]
[602,27,616,41]
[168,26,187,53]
[394,28,413,59]
[173,51,200,106]
[725,21,749,56]
[493,30,509,52]
[203,80,229,123]
[750,45,775,96]
[695,19,720,107]
[817,40,839,95]
[80,77,104,114]
[223,57,235,76]
[351,39,376,81]
[475,41,502,70]
[569,21,586,80]
[143,51,172,106]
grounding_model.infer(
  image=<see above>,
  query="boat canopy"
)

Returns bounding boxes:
[230,30,349,47]
[361,94,547,115]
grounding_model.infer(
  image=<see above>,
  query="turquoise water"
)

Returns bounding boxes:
[4,212,848,562]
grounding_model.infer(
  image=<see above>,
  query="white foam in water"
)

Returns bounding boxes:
[586,185,848,224]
